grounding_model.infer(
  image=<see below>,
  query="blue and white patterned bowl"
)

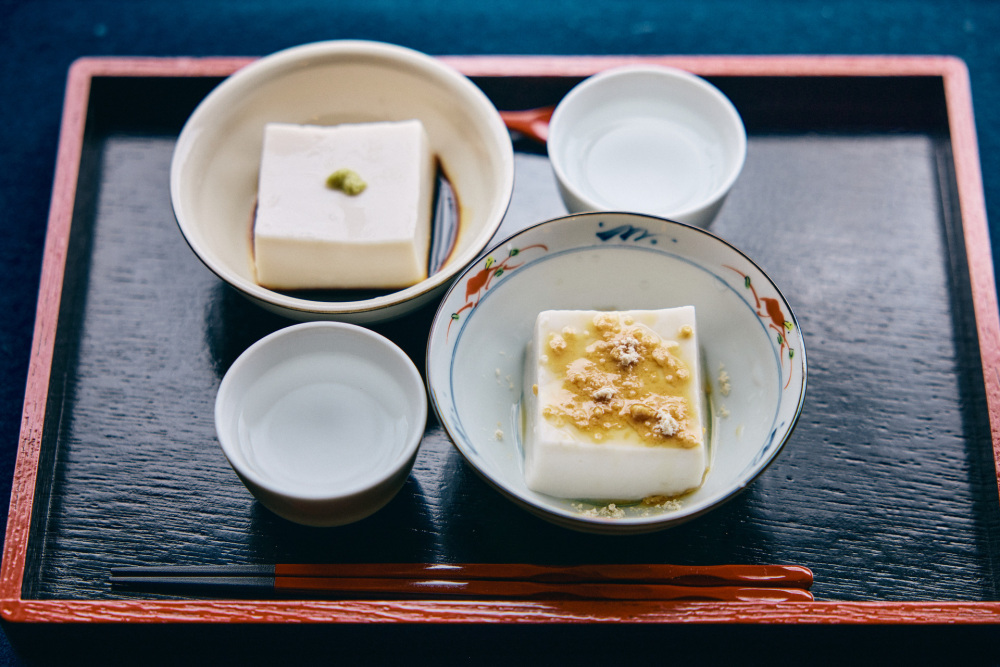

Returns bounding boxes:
[426,212,806,534]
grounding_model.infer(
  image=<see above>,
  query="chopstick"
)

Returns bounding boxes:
[110,563,813,602]
[500,107,553,144]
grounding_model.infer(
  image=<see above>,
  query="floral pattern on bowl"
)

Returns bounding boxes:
[447,243,548,338]
[426,212,807,534]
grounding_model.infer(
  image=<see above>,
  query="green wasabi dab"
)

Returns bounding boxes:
[326,168,367,195]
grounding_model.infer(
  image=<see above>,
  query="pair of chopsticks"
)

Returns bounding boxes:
[110,563,814,602]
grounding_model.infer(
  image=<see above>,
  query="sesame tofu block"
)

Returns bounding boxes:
[523,308,707,500]
[253,120,434,290]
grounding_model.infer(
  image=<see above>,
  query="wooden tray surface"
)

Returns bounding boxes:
[2,55,1000,624]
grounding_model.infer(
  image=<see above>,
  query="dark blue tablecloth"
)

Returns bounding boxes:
[2,1,999,663]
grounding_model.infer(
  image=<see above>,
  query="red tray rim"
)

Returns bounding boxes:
[3,53,998,625]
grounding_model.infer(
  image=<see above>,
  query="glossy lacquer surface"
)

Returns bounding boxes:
[4,57,1000,626]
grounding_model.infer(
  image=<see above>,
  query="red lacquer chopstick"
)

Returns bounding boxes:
[273,562,814,588]
[273,577,813,602]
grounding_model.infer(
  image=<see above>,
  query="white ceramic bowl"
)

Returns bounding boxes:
[426,212,805,534]
[215,322,427,527]
[171,40,515,323]
[547,65,746,228]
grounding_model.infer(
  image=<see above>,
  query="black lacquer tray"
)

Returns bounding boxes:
[3,55,999,628]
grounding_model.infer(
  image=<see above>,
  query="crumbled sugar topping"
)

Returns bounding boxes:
[592,386,616,401]
[641,496,684,512]
[577,502,626,519]
[609,334,642,367]
[718,364,731,397]
[653,409,680,437]
[539,312,701,448]
[572,497,685,519]
[496,368,515,390]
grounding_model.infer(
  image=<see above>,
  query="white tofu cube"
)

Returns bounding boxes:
[523,308,707,500]
[253,120,434,290]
